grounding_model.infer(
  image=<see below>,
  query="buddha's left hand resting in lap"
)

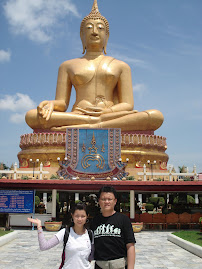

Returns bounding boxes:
[25,0,164,132]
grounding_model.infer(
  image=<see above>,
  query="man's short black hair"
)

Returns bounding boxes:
[97,185,117,199]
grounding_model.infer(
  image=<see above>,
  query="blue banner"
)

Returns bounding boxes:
[0,190,34,213]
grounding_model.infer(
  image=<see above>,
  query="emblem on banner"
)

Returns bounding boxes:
[57,128,128,180]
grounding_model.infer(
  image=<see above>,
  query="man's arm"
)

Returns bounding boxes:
[126,243,135,269]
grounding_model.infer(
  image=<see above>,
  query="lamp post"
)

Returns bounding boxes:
[118,158,129,180]
[57,156,68,163]
[29,159,39,178]
[147,160,156,179]
[118,158,129,163]
[57,156,69,166]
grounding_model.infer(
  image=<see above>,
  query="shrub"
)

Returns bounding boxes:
[21,175,28,180]
[75,200,82,204]
[187,195,195,204]
[149,197,159,204]
[158,197,165,206]
[156,178,162,181]
[145,203,154,211]
[126,176,134,181]
[183,177,192,181]
[35,196,40,207]
[50,174,59,179]
[173,195,195,204]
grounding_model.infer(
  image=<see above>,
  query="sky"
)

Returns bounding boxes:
[0,0,201,173]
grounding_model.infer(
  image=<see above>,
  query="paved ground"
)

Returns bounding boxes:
[0,229,201,269]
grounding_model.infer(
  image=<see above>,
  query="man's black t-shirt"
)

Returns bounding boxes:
[90,212,136,261]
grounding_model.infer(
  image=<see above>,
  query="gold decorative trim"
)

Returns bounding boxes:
[19,132,167,151]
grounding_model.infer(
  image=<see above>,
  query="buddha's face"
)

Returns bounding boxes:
[81,19,108,52]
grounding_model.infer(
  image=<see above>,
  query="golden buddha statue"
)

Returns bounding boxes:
[25,0,164,132]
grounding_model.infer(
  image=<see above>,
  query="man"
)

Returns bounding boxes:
[91,186,136,269]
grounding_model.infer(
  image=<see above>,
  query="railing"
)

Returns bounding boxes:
[0,162,49,180]
[137,164,198,181]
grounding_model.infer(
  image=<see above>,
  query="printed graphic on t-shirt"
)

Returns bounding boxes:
[94,224,121,238]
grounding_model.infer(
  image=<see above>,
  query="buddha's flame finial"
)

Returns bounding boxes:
[89,0,101,16]
[92,0,99,13]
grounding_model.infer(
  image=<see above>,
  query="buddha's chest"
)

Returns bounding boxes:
[69,60,119,86]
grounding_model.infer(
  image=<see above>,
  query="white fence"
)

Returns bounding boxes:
[0,162,49,180]
[137,164,198,181]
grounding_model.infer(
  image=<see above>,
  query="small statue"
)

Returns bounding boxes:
[25,0,164,132]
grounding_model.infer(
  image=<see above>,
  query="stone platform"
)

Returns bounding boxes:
[0,230,201,269]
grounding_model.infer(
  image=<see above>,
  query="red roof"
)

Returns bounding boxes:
[0,179,202,192]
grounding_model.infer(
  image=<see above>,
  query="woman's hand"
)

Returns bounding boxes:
[37,101,54,121]
[27,217,42,229]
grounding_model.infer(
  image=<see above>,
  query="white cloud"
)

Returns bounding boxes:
[0,93,36,124]
[10,112,26,123]
[133,83,147,97]
[0,93,36,112]
[0,49,11,62]
[164,25,191,40]
[3,0,80,43]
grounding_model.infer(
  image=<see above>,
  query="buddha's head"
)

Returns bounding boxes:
[80,0,109,54]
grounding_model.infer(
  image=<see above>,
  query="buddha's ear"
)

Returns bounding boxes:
[82,44,86,54]
[103,34,109,55]
[80,32,86,54]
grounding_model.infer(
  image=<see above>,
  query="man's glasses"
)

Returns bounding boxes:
[100,198,114,202]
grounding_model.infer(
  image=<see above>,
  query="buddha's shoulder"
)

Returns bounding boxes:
[59,58,83,68]
[109,56,131,70]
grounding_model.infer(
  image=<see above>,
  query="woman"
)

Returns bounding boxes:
[27,203,94,269]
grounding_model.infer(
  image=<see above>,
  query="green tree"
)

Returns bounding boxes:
[0,162,10,177]
[126,176,134,180]
[50,174,59,179]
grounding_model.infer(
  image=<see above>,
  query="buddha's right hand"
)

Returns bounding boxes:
[37,101,54,121]
[75,106,102,116]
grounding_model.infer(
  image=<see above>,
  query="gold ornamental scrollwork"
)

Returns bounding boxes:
[88,131,98,154]
[101,142,105,152]
[81,154,105,170]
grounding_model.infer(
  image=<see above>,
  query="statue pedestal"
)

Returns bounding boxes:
[121,131,169,176]
[18,132,66,168]
[18,130,168,179]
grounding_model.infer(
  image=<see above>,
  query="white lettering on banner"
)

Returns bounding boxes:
[94,224,121,238]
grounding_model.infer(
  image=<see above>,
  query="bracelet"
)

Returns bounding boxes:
[37,226,42,229]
